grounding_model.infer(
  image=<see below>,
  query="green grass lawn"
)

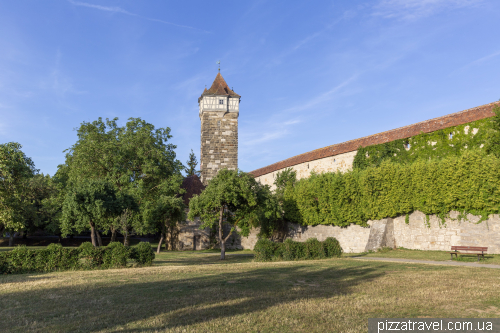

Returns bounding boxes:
[153,249,254,266]
[1,251,500,333]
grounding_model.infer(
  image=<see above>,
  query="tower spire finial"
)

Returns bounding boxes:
[216,60,220,73]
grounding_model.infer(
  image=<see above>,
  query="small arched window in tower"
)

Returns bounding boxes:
[219,99,224,105]
[217,121,221,127]
[404,142,411,150]
[449,132,453,139]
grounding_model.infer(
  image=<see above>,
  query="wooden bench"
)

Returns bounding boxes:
[450,246,487,262]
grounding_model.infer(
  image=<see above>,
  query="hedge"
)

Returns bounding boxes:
[254,237,342,262]
[0,242,155,274]
[283,150,500,227]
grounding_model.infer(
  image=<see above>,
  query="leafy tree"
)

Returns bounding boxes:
[0,142,38,246]
[37,163,71,238]
[22,174,60,237]
[257,168,297,241]
[188,169,269,260]
[61,180,126,247]
[111,191,140,246]
[185,149,200,176]
[143,195,186,253]
[62,117,185,243]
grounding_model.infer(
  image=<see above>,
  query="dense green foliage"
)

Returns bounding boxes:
[0,242,155,274]
[484,105,500,157]
[60,117,185,245]
[0,142,38,237]
[188,169,279,259]
[254,237,342,262]
[283,150,500,226]
[353,118,490,170]
[142,195,185,252]
[61,180,128,246]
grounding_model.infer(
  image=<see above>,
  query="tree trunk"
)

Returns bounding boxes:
[110,227,117,243]
[124,230,130,246]
[8,232,14,247]
[96,230,103,247]
[90,222,97,247]
[219,207,225,260]
[157,233,164,254]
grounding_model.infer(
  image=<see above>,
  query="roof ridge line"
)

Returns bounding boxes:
[249,101,500,177]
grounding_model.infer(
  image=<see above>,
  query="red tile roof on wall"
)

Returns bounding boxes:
[199,72,240,102]
[249,101,500,178]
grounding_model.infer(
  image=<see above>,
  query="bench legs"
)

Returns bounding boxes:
[450,252,485,262]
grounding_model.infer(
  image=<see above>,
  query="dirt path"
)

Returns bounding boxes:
[350,256,500,269]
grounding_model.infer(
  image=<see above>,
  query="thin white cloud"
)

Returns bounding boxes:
[240,75,358,150]
[468,50,500,66]
[283,75,358,114]
[284,119,301,125]
[67,0,208,32]
[243,130,288,146]
[67,0,130,14]
[451,50,500,74]
[373,0,481,21]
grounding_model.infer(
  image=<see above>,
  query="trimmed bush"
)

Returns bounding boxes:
[282,238,303,261]
[79,242,105,269]
[43,243,80,272]
[0,252,10,274]
[304,238,326,260]
[131,242,155,265]
[254,239,278,261]
[103,242,130,268]
[323,237,343,258]
[254,237,343,262]
[1,242,155,275]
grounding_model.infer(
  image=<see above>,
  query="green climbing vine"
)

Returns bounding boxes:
[283,150,500,227]
[353,118,491,170]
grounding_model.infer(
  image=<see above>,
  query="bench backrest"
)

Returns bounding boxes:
[451,246,487,252]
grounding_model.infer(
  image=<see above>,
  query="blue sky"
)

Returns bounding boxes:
[1,0,499,176]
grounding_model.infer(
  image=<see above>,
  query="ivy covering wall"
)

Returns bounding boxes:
[282,150,500,227]
[353,118,491,170]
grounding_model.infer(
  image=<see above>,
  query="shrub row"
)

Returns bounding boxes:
[0,242,155,274]
[283,150,500,226]
[254,237,342,262]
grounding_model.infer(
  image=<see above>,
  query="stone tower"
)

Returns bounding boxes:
[198,72,240,185]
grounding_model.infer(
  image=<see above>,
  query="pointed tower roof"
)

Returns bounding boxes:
[199,73,240,101]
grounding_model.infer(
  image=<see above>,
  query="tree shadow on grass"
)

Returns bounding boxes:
[153,253,254,266]
[0,262,386,332]
[0,273,60,284]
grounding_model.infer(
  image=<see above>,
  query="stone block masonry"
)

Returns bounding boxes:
[198,72,240,185]
[237,211,500,254]
[200,111,238,184]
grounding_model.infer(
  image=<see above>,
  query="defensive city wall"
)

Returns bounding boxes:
[250,101,498,188]
[238,101,500,253]
[182,71,500,254]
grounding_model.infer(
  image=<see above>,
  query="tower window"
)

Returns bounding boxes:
[217,121,220,127]
[219,99,224,104]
